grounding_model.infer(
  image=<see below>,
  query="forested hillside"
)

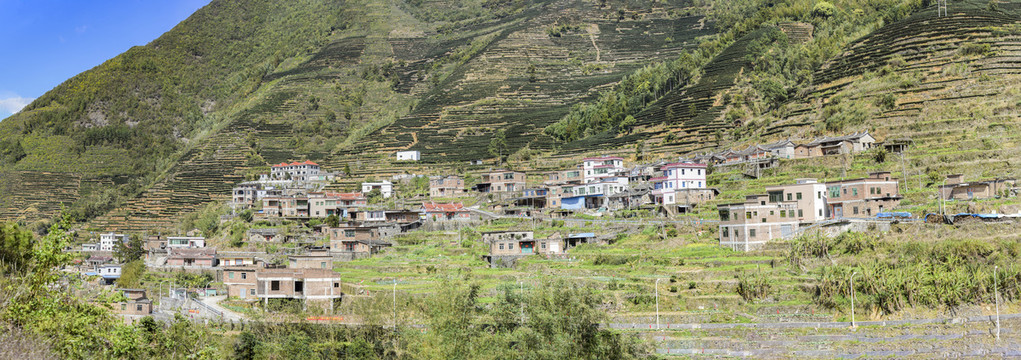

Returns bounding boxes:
[0,0,1019,230]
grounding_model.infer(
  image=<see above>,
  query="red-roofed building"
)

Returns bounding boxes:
[270,160,321,181]
[308,192,367,218]
[422,202,475,221]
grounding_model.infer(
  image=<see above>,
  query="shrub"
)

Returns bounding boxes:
[812,1,837,18]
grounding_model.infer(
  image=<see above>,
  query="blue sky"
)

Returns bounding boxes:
[0,0,211,119]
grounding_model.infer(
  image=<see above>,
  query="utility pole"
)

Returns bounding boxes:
[850,272,859,329]
[655,278,662,330]
[995,265,1001,341]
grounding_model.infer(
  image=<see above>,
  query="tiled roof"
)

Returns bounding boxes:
[422,202,466,212]
[584,156,624,161]
[662,162,706,168]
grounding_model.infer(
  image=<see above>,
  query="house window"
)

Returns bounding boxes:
[334,282,340,288]
[271,281,280,291]
[798,209,804,217]
[749,229,756,238]
[761,218,766,223]
[843,188,847,195]
[786,193,792,201]
[499,244,505,250]
[780,211,786,218]
[829,186,840,198]
[241,273,247,280]
[746,212,752,219]
[295,281,304,293]
[819,209,823,217]
[137,305,143,312]
[229,272,234,279]
[852,188,858,197]
[769,211,774,216]
[853,207,859,215]
[121,304,127,311]
[321,262,328,269]
[796,192,803,200]
[344,230,355,238]
[508,243,514,250]
[541,242,546,249]
[250,289,255,295]
[719,210,730,221]
[818,191,822,199]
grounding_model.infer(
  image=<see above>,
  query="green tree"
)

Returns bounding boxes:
[118,260,146,288]
[325,214,341,228]
[813,1,837,17]
[115,234,145,263]
[239,209,253,223]
[619,115,637,134]
[343,163,352,177]
[366,188,383,204]
[0,222,34,273]
[488,129,508,164]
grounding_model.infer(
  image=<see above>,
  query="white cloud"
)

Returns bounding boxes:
[0,95,34,117]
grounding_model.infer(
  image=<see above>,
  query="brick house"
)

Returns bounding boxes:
[796,132,876,158]
[938,174,1015,201]
[327,225,391,258]
[825,172,901,218]
[482,231,564,266]
[474,171,526,193]
[309,192,366,218]
[255,268,342,309]
[288,254,334,269]
[110,288,152,315]
[224,266,259,300]
[430,176,466,198]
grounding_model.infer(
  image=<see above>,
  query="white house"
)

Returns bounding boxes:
[98,264,122,284]
[270,161,321,181]
[99,233,128,252]
[362,181,394,198]
[651,163,707,205]
[396,150,421,161]
[166,237,206,248]
[582,156,625,183]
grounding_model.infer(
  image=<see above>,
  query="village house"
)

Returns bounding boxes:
[762,139,796,159]
[327,224,393,258]
[717,179,829,251]
[248,228,284,242]
[422,202,474,221]
[167,236,206,248]
[474,170,526,193]
[271,161,321,181]
[651,162,707,206]
[429,176,465,198]
[513,188,548,209]
[796,132,876,158]
[308,192,366,218]
[938,174,1016,201]
[110,289,152,316]
[99,233,128,252]
[261,195,310,217]
[825,172,901,218]
[545,169,583,185]
[607,183,654,210]
[255,268,342,309]
[395,150,421,161]
[98,263,122,285]
[361,180,394,198]
[288,254,334,269]
[81,243,99,252]
[482,231,564,267]
[582,156,625,183]
[223,266,259,300]
[219,252,262,267]
[167,247,217,267]
[559,177,630,210]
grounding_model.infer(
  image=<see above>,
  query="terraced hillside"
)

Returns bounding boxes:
[759,1,1021,181]
[334,0,714,164]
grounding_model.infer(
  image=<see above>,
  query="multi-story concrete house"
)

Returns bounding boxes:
[559,177,630,210]
[98,264,121,285]
[938,174,1015,201]
[308,192,366,218]
[429,176,465,198]
[475,170,526,193]
[255,268,342,309]
[270,161,321,181]
[651,162,707,205]
[545,169,583,185]
[825,172,900,218]
[218,252,261,267]
[167,236,205,248]
[582,156,625,183]
[795,132,876,158]
[99,233,128,252]
[718,179,829,251]
[361,181,393,198]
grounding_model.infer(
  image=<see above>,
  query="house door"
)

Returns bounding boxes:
[832,205,843,218]
[780,224,793,238]
[520,242,534,254]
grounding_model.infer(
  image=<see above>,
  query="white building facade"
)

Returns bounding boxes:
[582,156,625,183]
[361,181,394,198]
[652,163,707,205]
